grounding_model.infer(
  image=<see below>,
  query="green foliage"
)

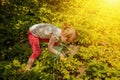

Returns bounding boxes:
[81,61,120,80]
[0,0,120,80]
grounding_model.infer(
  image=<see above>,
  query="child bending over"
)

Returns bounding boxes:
[25,22,77,71]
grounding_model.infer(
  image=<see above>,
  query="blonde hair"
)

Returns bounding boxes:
[61,22,78,43]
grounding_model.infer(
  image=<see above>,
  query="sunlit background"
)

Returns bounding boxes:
[103,0,120,6]
[80,0,120,27]
[65,0,120,45]
[65,0,120,28]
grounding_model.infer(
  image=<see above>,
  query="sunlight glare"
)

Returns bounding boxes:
[99,0,120,10]
[107,0,118,4]
[103,0,120,6]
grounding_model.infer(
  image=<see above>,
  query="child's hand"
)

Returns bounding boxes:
[59,54,66,62]
[59,53,64,58]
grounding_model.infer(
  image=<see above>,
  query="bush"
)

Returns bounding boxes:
[0,0,120,80]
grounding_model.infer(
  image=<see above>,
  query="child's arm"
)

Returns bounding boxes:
[48,34,63,57]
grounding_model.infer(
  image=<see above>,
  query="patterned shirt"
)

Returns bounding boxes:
[29,23,61,40]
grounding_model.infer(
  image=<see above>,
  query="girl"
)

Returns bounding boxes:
[25,22,77,71]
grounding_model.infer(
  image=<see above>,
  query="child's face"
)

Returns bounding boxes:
[60,33,69,43]
[61,36,67,43]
